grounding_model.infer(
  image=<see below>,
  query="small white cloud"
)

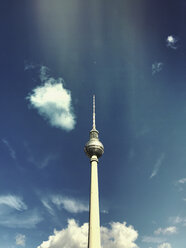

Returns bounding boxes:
[0,195,27,211]
[158,242,172,248]
[15,234,26,247]
[40,66,50,82]
[169,216,186,226]
[24,61,36,71]
[0,195,42,228]
[101,209,109,214]
[142,236,166,244]
[2,139,16,160]
[27,66,76,131]
[41,199,55,216]
[166,35,178,49]
[150,153,165,179]
[39,154,58,169]
[169,216,182,224]
[177,178,186,184]
[0,209,42,228]
[152,62,164,75]
[24,142,58,169]
[154,226,177,235]
[37,219,139,248]
[174,178,186,191]
[51,195,89,213]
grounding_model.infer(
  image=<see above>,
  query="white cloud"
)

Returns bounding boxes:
[166,35,178,49]
[152,62,164,75]
[0,195,27,211]
[154,226,177,235]
[24,61,36,71]
[142,236,166,244]
[27,66,76,131]
[177,178,186,184]
[51,195,89,213]
[15,234,26,247]
[158,242,172,248]
[37,219,88,248]
[0,195,42,229]
[150,153,165,179]
[40,66,50,82]
[175,178,186,191]
[101,209,109,214]
[37,219,139,248]
[101,221,138,248]
[2,139,16,160]
[0,209,42,228]
[39,154,58,169]
[24,142,58,169]
[169,216,186,226]
[169,216,182,224]
[41,199,55,216]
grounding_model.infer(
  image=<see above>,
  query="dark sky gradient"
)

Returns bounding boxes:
[1,1,186,247]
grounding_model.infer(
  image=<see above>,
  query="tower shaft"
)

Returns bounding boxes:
[88,155,101,248]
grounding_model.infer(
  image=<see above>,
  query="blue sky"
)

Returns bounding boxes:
[1,0,186,247]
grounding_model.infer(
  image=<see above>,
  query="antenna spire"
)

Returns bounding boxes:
[93,95,96,129]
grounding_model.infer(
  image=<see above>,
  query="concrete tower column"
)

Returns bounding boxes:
[88,154,101,248]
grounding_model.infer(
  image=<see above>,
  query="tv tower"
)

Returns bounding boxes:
[84,95,104,248]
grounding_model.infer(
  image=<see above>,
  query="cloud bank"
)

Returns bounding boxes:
[37,219,138,248]
[27,66,76,131]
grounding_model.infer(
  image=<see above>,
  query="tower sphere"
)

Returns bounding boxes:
[84,129,104,158]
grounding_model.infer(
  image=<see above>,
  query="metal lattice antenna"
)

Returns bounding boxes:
[93,95,96,129]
